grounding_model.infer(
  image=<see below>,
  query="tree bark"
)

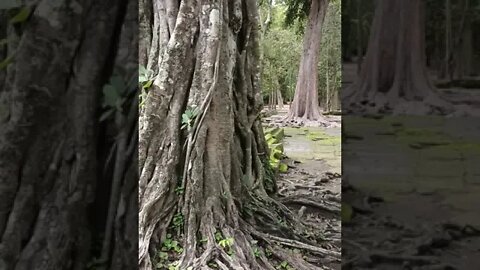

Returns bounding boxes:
[138,0,334,269]
[356,0,363,74]
[444,0,452,80]
[343,0,452,115]
[0,1,137,269]
[285,0,328,122]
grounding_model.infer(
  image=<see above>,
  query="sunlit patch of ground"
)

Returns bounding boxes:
[283,127,341,174]
[263,109,343,269]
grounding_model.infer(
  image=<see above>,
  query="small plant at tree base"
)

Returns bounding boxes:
[155,251,170,269]
[172,213,184,235]
[207,261,219,269]
[199,237,208,244]
[174,186,184,195]
[215,231,235,256]
[253,247,261,258]
[265,248,273,258]
[251,240,262,258]
[276,261,294,270]
[161,261,180,270]
[161,234,184,254]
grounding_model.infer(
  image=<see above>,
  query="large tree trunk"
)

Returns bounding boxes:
[343,0,453,115]
[285,0,328,122]
[138,1,336,269]
[444,0,452,81]
[0,1,137,269]
[452,0,471,80]
[356,0,363,74]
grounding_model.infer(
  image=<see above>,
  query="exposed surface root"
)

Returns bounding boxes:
[151,188,341,270]
[279,196,340,215]
[342,185,480,269]
[343,88,480,117]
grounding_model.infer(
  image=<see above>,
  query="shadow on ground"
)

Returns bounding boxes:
[342,115,480,270]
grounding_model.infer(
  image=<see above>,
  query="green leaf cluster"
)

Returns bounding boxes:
[100,75,130,121]
[264,127,288,173]
[181,107,199,131]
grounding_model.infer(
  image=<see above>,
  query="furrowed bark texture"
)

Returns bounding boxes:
[0,0,137,269]
[139,1,331,269]
[343,0,452,114]
[286,0,328,121]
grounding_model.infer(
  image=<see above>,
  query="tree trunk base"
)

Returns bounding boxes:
[153,191,339,270]
[343,88,459,116]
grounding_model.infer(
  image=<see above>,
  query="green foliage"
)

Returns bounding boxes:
[215,231,234,256]
[100,74,131,121]
[218,237,234,249]
[261,5,302,103]
[0,5,36,71]
[161,234,184,254]
[265,248,273,257]
[181,107,199,131]
[139,65,154,84]
[174,186,184,195]
[264,127,288,173]
[278,163,288,173]
[156,259,181,270]
[9,7,32,24]
[260,2,341,109]
[207,262,218,269]
[318,0,341,111]
[262,158,277,194]
[283,0,310,29]
[253,247,261,258]
[0,54,14,70]
[172,213,184,235]
[276,260,293,270]
[251,240,262,258]
[139,65,155,107]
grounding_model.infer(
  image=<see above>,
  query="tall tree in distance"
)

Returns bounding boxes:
[343,0,453,114]
[284,0,329,122]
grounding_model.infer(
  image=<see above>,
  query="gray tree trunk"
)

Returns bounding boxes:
[285,0,328,122]
[138,0,331,269]
[343,0,452,114]
[0,1,137,269]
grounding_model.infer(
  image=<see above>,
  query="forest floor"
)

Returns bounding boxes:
[342,116,480,270]
[342,62,480,269]
[264,107,342,269]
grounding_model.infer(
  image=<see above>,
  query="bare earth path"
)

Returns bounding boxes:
[342,62,480,269]
[264,107,342,269]
[342,116,480,270]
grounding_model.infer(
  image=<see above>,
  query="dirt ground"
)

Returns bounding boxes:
[264,107,342,269]
[342,62,480,270]
[342,115,480,270]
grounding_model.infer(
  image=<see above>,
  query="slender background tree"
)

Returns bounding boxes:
[285,0,329,121]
